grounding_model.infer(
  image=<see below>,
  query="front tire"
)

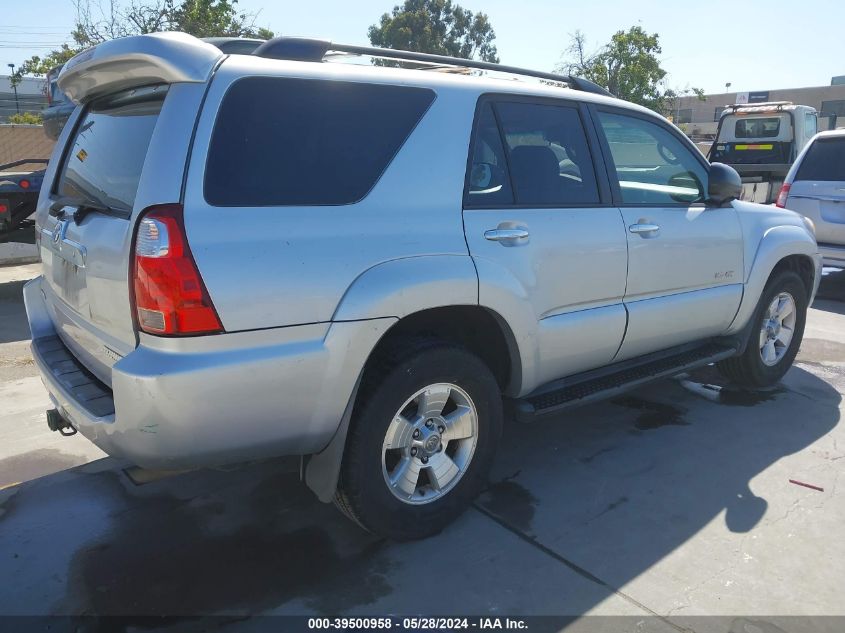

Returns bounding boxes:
[335,338,503,540]
[718,270,808,388]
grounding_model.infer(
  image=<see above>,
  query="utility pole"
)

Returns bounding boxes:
[7,63,20,114]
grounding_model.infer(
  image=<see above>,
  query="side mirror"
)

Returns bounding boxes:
[708,162,742,206]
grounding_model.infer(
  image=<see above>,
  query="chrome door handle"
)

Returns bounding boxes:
[484,228,529,242]
[628,223,660,236]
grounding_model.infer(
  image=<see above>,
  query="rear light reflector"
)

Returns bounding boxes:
[132,204,223,336]
[19,179,30,189]
[775,183,791,208]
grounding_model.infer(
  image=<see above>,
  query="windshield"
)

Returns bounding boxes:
[58,86,166,211]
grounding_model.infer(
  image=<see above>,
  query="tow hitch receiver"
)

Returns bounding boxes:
[46,408,77,436]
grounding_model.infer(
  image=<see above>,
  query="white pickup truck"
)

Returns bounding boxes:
[709,102,818,204]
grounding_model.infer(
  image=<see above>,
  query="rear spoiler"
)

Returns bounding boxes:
[58,32,223,104]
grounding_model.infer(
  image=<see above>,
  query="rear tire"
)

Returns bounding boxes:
[334,338,502,540]
[718,270,807,388]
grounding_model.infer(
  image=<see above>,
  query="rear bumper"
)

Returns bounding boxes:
[818,242,845,269]
[24,275,394,469]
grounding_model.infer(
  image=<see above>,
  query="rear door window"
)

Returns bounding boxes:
[495,101,600,206]
[58,86,166,211]
[204,77,435,206]
[465,102,514,206]
[795,137,845,181]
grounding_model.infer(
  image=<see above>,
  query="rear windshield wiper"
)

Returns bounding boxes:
[49,197,130,223]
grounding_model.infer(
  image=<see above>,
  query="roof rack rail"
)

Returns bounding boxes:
[726,101,793,111]
[252,36,614,98]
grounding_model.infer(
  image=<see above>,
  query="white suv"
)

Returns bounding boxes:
[777,129,845,268]
[26,33,821,540]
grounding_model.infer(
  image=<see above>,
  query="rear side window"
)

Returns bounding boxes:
[58,86,166,211]
[735,117,780,138]
[795,138,845,181]
[205,77,435,206]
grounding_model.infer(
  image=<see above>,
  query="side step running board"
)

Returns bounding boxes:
[514,342,738,422]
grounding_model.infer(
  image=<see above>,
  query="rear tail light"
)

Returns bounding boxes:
[132,204,223,336]
[775,183,791,208]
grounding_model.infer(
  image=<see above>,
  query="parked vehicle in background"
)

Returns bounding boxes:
[777,129,845,268]
[709,102,818,204]
[41,66,76,141]
[0,158,47,233]
[39,38,266,141]
[26,33,821,540]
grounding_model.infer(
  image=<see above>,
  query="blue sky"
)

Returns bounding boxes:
[2,0,843,94]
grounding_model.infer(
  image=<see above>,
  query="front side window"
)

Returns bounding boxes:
[735,117,781,138]
[205,77,435,206]
[495,101,600,206]
[598,111,706,205]
[805,113,817,139]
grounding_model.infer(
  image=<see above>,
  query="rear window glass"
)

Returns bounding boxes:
[58,86,166,211]
[795,138,845,181]
[735,117,780,138]
[204,77,435,206]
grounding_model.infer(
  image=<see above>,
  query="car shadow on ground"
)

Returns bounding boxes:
[0,279,32,344]
[815,267,845,304]
[0,363,839,621]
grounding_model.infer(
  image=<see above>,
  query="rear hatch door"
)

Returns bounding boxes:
[35,33,222,386]
[788,135,845,245]
[40,87,166,384]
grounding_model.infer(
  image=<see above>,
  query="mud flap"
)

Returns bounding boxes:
[304,374,362,502]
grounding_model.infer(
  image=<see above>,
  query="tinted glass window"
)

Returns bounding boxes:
[795,138,845,181]
[495,102,600,206]
[58,86,166,211]
[465,103,513,206]
[735,117,780,138]
[599,111,706,205]
[205,77,435,206]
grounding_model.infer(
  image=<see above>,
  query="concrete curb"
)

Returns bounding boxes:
[0,255,41,267]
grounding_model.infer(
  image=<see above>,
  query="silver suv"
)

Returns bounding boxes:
[26,33,821,540]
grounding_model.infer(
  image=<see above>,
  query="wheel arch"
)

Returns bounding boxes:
[727,224,820,336]
[306,303,522,503]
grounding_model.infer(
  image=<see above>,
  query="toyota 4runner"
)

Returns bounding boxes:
[25,33,821,540]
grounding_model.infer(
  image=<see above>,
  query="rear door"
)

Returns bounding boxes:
[593,107,743,361]
[37,83,200,384]
[788,135,845,248]
[462,97,628,388]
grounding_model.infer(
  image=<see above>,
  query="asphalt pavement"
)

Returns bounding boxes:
[1,263,843,628]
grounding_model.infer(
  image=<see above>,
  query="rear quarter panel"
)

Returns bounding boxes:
[183,58,480,332]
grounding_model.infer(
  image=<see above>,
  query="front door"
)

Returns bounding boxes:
[594,109,744,361]
[462,98,629,392]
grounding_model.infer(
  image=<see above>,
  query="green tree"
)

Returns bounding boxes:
[368,0,498,62]
[559,27,703,114]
